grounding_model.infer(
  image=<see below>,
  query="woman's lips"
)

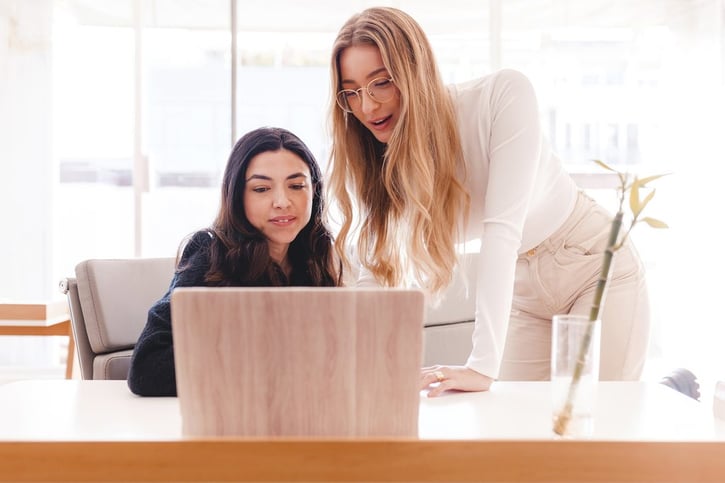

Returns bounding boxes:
[270,216,295,226]
[368,114,392,131]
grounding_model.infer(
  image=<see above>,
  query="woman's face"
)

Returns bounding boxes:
[338,44,401,144]
[243,149,313,264]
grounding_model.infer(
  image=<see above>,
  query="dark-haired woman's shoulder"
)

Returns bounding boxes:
[127,229,214,396]
[174,230,214,282]
[179,230,214,259]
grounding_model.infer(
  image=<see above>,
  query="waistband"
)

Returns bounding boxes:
[525,191,607,255]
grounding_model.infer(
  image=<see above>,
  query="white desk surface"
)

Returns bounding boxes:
[0,379,722,441]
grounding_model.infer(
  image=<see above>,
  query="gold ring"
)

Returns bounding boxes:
[434,370,445,383]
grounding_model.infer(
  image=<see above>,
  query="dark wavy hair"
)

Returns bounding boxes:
[187,126,341,287]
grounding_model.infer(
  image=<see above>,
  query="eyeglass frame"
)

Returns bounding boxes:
[335,76,396,113]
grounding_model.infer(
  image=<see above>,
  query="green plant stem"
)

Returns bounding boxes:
[589,211,622,322]
[553,211,623,436]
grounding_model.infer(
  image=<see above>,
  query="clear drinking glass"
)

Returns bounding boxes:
[551,314,601,437]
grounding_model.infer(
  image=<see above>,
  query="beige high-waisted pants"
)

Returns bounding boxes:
[498,191,650,381]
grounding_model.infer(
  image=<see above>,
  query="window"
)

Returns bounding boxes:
[3,0,724,386]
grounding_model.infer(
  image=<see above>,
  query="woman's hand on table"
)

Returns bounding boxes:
[421,365,493,397]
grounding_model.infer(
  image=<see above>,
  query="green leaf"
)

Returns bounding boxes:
[594,159,628,188]
[629,177,641,215]
[594,159,615,172]
[641,217,669,229]
[636,188,656,217]
[637,173,671,187]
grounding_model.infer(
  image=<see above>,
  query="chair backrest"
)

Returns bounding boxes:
[60,257,176,380]
[171,287,425,437]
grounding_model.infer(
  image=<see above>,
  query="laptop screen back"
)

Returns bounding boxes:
[171,287,425,437]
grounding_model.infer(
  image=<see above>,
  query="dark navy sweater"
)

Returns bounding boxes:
[127,231,312,396]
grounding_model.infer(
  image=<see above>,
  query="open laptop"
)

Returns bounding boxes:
[170,287,425,438]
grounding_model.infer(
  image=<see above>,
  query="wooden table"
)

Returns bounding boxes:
[0,301,74,379]
[0,380,724,482]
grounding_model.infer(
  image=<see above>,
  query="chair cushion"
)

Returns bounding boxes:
[93,349,134,380]
[75,258,176,354]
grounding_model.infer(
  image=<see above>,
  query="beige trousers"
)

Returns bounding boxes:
[498,191,650,381]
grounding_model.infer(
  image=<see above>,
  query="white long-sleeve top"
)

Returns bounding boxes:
[358,69,579,379]
[450,69,578,378]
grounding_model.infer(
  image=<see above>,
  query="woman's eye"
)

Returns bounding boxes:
[374,79,391,88]
[343,90,357,99]
[252,186,269,193]
[290,183,307,190]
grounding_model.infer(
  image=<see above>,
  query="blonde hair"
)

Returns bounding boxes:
[327,7,470,294]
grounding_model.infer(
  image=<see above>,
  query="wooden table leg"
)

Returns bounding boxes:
[65,323,75,379]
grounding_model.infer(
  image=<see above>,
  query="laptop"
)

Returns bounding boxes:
[170,287,425,438]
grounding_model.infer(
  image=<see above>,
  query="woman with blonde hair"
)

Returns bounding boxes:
[328,7,650,396]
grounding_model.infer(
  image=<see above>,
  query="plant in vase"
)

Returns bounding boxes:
[552,160,669,436]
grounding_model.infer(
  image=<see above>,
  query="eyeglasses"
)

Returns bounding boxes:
[335,77,396,113]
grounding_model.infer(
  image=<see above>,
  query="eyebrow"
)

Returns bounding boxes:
[341,67,388,85]
[245,172,309,182]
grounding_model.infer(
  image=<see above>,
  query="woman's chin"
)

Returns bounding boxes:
[372,130,392,144]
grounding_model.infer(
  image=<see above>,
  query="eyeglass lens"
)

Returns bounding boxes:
[336,77,394,112]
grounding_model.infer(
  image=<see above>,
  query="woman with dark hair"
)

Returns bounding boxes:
[128,126,341,396]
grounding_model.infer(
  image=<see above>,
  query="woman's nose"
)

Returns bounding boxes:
[360,90,380,114]
[272,190,291,208]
